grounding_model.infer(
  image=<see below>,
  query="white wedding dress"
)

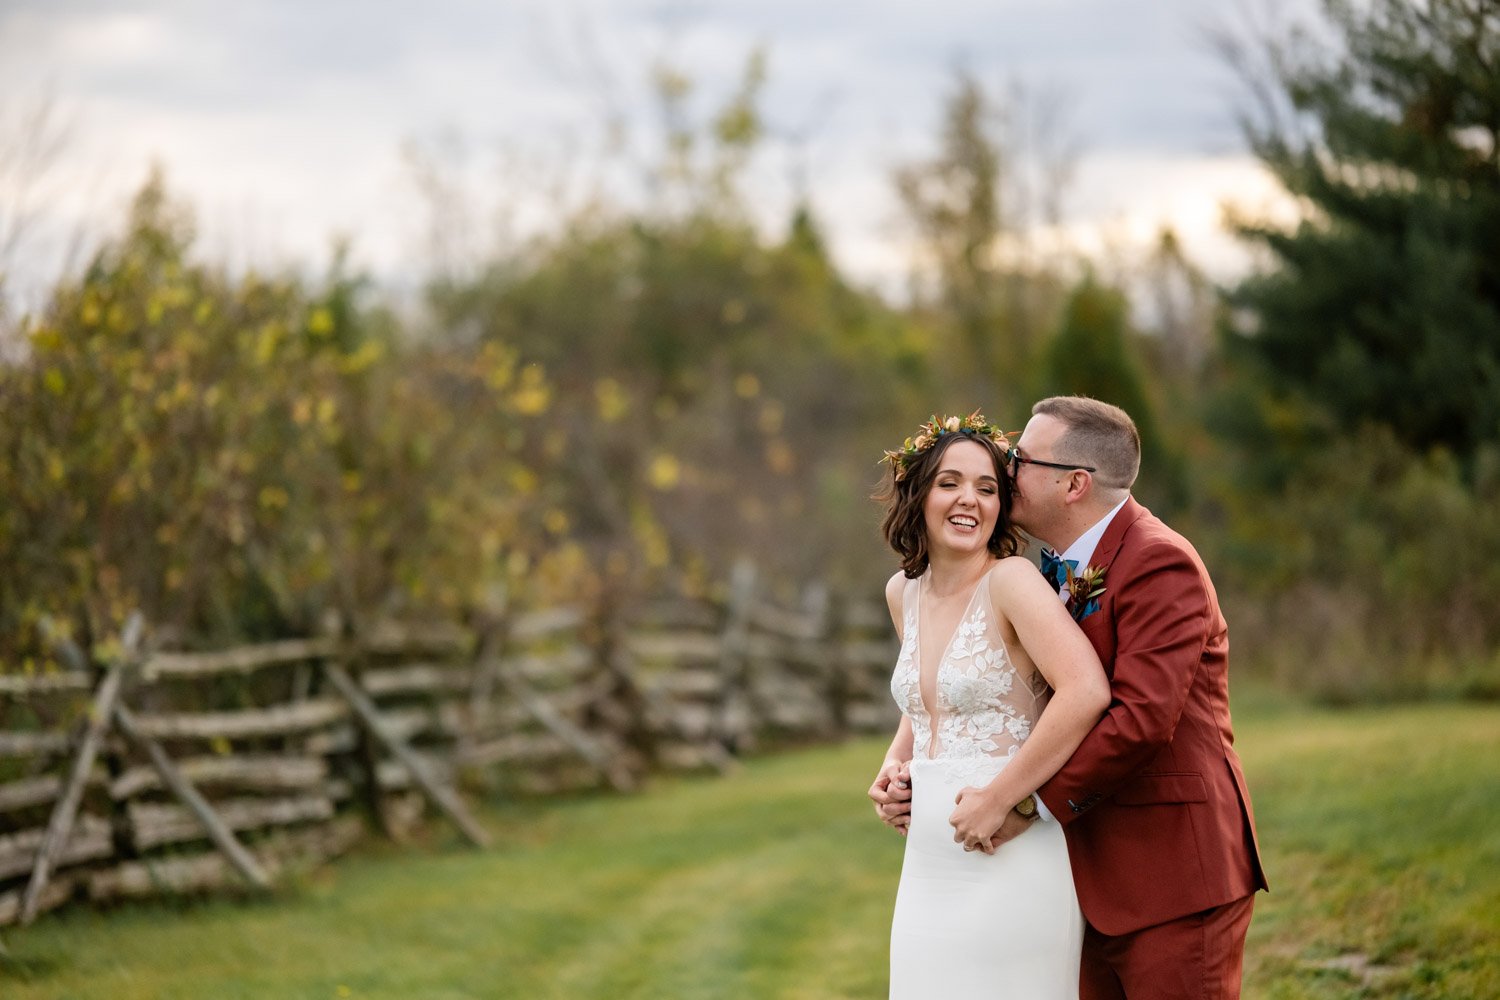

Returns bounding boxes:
[888,573,1082,999]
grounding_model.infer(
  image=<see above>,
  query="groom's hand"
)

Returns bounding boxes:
[868,759,913,836]
[952,787,1038,854]
[984,810,1037,852]
[950,785,1009,854]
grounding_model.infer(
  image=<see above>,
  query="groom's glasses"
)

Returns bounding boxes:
[1009,449,1096,475]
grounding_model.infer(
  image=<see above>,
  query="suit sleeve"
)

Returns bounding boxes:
[1037,539,1210,824]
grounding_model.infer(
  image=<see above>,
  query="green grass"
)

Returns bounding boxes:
[1237,697,1500,998]
[2,695,1497,999]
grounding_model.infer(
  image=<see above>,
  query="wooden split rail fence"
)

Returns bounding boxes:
[0,566,900,929]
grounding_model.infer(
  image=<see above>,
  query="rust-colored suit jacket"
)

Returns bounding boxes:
[1037,498,1268,935]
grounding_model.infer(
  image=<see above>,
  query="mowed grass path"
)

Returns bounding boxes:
[3,696,1498,999]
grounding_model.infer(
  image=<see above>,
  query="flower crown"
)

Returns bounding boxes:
[881,410,1016,482]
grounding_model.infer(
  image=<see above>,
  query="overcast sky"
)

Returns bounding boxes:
[0,0,1314,308]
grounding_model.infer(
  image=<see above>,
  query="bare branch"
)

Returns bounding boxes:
[0,87,74,282]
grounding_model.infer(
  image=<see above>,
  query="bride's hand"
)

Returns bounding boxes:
[950,786,1010,854]
[869,759,913,836]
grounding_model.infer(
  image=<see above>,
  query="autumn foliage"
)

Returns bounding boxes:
[0,173,563,664]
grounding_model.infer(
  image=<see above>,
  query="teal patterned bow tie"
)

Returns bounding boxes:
[1040,549,1075,589]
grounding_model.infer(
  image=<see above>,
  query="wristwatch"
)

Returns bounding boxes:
[1014,794,1039,818]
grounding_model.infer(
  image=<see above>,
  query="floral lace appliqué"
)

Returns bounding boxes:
[890,576,1047,786]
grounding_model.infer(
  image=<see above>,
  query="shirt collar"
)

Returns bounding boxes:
[1059,495,1129,568]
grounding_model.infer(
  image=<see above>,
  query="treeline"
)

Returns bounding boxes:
[3,0,1498,701]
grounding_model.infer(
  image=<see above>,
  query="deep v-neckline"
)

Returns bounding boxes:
[913,571,987,723]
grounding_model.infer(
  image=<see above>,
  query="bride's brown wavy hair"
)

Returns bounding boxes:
[875,432,1021,578]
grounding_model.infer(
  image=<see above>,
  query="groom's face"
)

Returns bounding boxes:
[1009,414,1070,535]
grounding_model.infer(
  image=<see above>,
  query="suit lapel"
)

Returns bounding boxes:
[1088,495,1146,571]
[1076,496,1147,663]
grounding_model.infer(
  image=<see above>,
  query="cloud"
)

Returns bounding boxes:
[0,0,1316,304]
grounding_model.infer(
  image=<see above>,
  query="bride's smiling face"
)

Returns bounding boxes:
[922,438,1002,557]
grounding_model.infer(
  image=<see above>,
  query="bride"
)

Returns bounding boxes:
[867,412,1109,998]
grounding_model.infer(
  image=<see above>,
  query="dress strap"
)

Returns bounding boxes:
[901,575,920,621]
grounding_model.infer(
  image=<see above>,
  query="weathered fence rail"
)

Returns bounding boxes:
[0,565,899,927]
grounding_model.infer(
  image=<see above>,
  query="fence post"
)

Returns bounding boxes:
[801,579,844,740]
[21,613,143,925]
[112,704,273,890]
[324,612,395,841]
[322,662,491,849]
[714,561,757,756]
[588,587,639,763]
[463,589,509,764]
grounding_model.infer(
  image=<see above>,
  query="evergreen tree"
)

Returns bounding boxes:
[1226,0,1500,466]
[1040,275,1182,509]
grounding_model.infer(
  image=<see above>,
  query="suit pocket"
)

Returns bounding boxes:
[1114,771,1208,806]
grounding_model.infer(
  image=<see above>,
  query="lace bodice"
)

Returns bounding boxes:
[890,571,1050,785]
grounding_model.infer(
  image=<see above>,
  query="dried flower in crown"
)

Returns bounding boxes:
[880,409,1016,482]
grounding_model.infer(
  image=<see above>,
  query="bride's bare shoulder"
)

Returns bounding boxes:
[884,570,909,631]
[985,555,1049,603]
[885,570,909,608]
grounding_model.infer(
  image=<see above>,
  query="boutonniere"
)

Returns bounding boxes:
[1062,564,1107,623]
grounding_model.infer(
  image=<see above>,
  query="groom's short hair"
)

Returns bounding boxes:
[1032,396,1140,490]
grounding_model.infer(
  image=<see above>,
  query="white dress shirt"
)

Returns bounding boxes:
[1050,495,1129,600]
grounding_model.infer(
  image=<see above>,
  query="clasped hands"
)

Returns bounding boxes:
[868,759,1034,853]
[868,758,914,836]
[949,783,1034,854]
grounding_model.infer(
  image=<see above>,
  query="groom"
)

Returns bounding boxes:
[1004,396,1265,998]
[877,396,1267,998]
